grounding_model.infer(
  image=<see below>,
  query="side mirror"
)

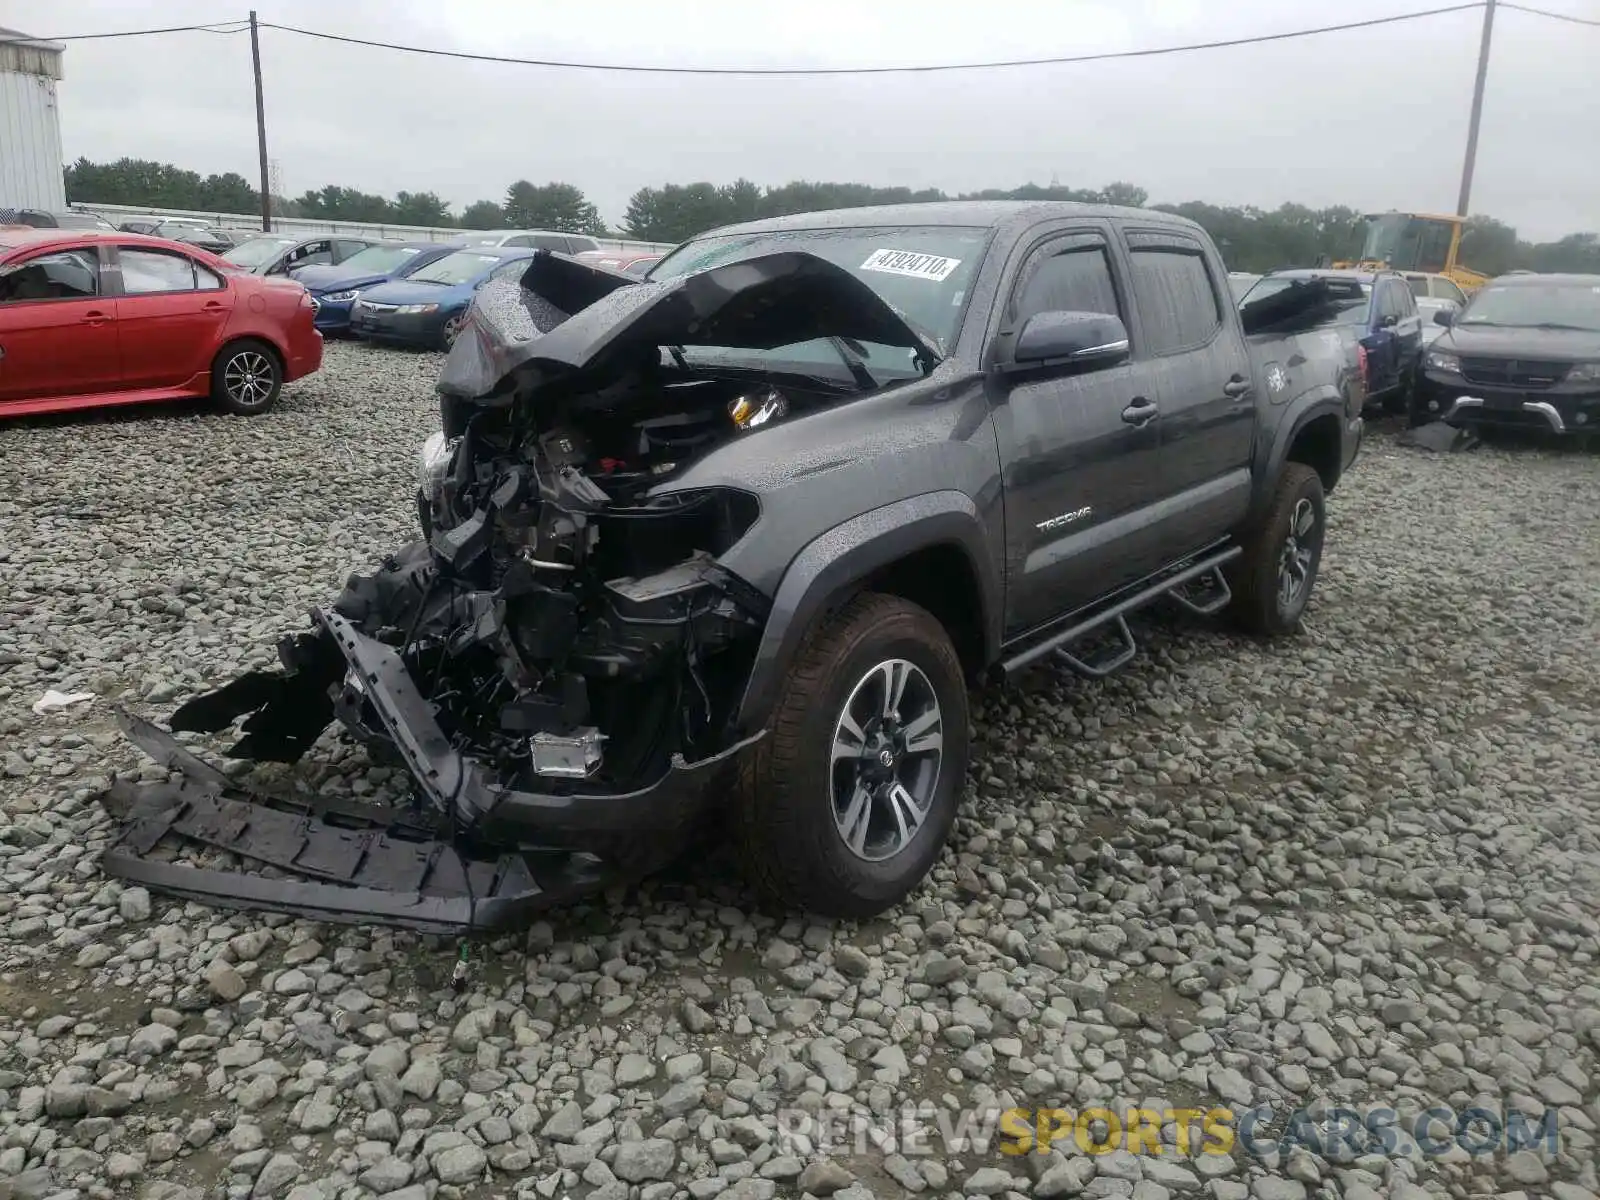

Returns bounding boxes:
[1433,308,1455,327]
[1008,311,1130,370]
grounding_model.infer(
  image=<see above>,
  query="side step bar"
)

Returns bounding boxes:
[996,545,1241,681]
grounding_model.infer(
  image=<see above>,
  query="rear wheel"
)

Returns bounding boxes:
[211,340,282,415]
[1226,463,1326,636]
[731,592,969,918]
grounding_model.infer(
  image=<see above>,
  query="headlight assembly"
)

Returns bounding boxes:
[417,431,457,498]
[1425,350,1461,374]
[323,289,360,303]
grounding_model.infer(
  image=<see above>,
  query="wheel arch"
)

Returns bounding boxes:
[213,332,287,376]
[732,492,1000,737]
[1254,392,1348,519]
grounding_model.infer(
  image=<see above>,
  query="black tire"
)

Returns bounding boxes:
[1225,463,1326,636]
[731,592,970,919]
[211,339,283,415]
[1384,365,1416,417]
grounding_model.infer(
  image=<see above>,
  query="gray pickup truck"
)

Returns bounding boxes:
[100,201,1364,931]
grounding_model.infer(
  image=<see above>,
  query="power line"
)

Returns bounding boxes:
[5,2,1595,65]
[0,22,248,44]
[1499,1,1600,25]
[258,5,1492,75]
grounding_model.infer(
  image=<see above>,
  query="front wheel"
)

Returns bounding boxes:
[211,340,282,415]
[731,592,969,919]
[1225,463,1326,636]
[439,313,464,350]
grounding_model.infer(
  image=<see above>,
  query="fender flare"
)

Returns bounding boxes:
[1253,388,1349,515]
[732,491,1000,735]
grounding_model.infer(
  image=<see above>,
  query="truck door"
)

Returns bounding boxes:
[989,225,1170,637]
[1118,229,1255,549]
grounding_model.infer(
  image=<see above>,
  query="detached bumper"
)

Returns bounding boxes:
[95,610,762,932]
[98,713,610,934]
[311,297,355,332]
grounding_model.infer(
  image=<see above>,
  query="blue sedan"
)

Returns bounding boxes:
[347,247,537,349]
[296,241,463,334]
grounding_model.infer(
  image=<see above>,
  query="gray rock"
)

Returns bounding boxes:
[119,887,152,921]
[612,1138,676,1182]
[797,1161,855,1195]
[432,1144,487,1185]
[252,1154,300,1199]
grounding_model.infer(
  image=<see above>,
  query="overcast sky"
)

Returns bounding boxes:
[8,0,1597,240]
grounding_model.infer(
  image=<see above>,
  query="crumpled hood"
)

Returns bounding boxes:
[297,265,389,293]
[438,249,942,400]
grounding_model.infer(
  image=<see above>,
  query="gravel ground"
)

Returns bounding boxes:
[1,341,1597,1200]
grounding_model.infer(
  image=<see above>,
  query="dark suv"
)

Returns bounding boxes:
[101,202,1364,930]
[1416,273,1600,435]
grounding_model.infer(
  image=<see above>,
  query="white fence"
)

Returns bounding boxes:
[70,201,675,255]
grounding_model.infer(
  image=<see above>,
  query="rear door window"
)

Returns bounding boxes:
[119,248,202,294]
[0,248,101,301]
[1127,245,1221,354]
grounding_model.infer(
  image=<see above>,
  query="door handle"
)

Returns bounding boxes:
[81,310,109,325]
[1121,397,1158,426]
[1223,377,1251,397]
[203,300,225,310]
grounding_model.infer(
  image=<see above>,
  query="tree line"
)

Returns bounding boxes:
[63,156,1600,276]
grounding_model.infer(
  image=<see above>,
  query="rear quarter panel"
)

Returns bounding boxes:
[221,277,322,379]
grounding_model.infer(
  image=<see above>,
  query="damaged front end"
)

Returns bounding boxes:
[99,248,933,932]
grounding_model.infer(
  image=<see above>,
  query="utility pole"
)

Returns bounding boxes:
[1456,0,1496,216]
[250,11,272,231]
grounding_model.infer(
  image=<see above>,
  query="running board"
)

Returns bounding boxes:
[1165,565,1234,617]
[1052,615,1136,679]
[996,546,1241,681]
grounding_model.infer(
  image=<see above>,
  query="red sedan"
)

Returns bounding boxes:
[0,228,323,418]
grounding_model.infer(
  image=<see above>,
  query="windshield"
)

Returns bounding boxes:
[1227,274,1261,301]
[407,251,507,285]
[1458,282,1600,331]
[648,225,988,379]
[336,244,423,275]
[1361,215,1456,273]
[223,237,296,268]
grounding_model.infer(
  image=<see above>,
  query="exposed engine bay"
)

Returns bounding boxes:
[94,247,941,932]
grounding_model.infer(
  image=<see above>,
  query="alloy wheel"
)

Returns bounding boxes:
[829,658,944,863]
[223,351,276,409]
[1277,497,1319,612]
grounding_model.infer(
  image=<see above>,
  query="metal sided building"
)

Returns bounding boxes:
[0,27,66,211]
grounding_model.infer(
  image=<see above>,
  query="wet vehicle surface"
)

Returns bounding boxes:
[99,202,1364,931]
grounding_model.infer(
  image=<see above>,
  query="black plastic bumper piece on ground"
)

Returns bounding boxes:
[98,713,613,934]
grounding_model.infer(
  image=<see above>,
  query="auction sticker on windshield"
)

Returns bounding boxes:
[860,249,962,282]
